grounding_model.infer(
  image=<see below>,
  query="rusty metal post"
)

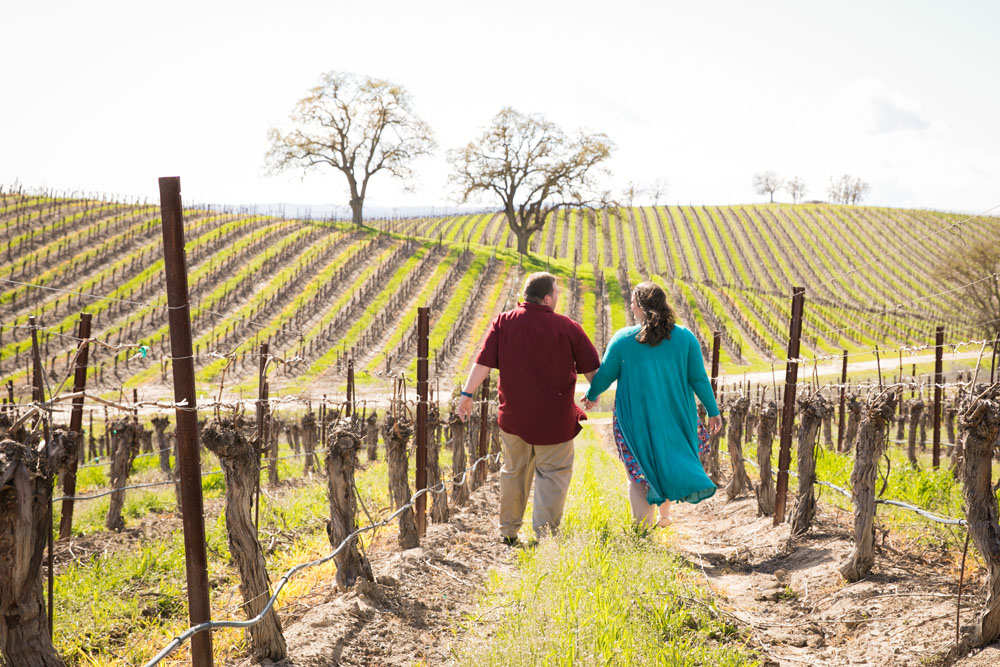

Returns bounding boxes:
[710,331,721,396]
[29,316,44,422]
[159,176,214,666]
[837,349,847,451]
[478,374,491,485]
[415,308,429,536]
[992,331,1000,384]
[774,287,805,527]
[29,316,55,637]
[254,342,268,531]
[932,326,944,468]
[346,359,355,418]
[60,312,92,540]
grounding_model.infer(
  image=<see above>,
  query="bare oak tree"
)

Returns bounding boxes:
[827,174,871,205]
[786,176,807,204]
[448,107,613,254]
[622,181,646,208]
[265,71,436,225]
[752,171,783,203]
[934,237,1000,337]
[648,178,669,206]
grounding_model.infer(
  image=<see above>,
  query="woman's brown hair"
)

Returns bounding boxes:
[633,282,676,346]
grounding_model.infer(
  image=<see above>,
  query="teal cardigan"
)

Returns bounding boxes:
[586,324,720,505]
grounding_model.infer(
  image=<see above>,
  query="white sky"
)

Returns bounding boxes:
[2,0,998,214]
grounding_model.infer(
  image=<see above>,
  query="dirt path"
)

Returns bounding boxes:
[590,423,1000,667]
[716,350,984,385]
[263,475,513,667]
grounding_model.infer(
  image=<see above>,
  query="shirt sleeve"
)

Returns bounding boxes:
[686,330,720,417]
[571,322,601,375]
[475,316,500,369]
[585,331,623,401]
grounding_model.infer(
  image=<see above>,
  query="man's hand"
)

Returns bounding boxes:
[457,395,474,422]
[457,363,491,422]
[708,415,723,434]
[580,395,597,411]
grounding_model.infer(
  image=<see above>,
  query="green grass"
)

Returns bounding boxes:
[49,427,464,665]
[669,278,733,366]
[651,206,685,280]
[2,214,280,387]
[576,209,590,266]
[198,234,365,382]
[581,279,598,343]
[640,207,669,276]
[444,214,472,244]
[454,263,513,376]
[6,203,118,254]
[605,273,628,332]
[466,213,491,246]
[550,208,565,258]
[409,252,489,376]
[456,430,758,667]
[0,206,156,284]
[742,429,1000,549]
[605,210,621,269]
[678,207,719,285]
[629,208,655,276]
[365,247,460,374]
[119,225,325,390]
[294,245,430,388]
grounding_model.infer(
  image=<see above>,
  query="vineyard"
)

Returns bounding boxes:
[2,183,1000,667]
[2,189,998,404]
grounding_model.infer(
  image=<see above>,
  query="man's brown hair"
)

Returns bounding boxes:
[523,272,557,304]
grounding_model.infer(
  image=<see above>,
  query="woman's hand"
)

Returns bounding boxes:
[580,395,597,410]
[707,415,722,434]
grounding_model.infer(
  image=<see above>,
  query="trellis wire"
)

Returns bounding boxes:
[737,442,968,527]
[140,448,502,667]
[804,202,1000,295]
[52,469,223,502]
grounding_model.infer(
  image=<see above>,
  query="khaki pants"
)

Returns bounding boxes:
[499,429,574,539]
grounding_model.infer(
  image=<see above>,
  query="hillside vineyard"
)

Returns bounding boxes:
[1,190,996,398]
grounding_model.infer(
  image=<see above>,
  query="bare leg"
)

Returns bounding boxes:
[628,480,656,528]
[657,500,672,527]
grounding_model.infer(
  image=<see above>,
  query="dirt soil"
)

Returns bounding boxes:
[259,476,514,667]
[262,423,1000,667]
[580,421,1000,667]
[656,453,1000,665]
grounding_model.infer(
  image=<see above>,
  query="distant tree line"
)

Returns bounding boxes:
[265,70,619,254]
[751,172,871,205]
[262,68,877,254]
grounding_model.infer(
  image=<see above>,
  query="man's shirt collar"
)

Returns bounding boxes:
[520,301,553,313]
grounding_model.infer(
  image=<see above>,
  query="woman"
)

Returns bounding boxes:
[583,282,722,527]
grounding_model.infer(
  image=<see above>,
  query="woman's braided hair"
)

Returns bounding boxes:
[633,282,676,347]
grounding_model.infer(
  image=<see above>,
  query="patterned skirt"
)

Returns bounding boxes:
[613,409,712,488]
[613,409,649,487]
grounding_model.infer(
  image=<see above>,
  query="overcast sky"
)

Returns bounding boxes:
[2,0,998,214]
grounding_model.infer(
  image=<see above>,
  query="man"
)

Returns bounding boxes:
[457,272,600,545]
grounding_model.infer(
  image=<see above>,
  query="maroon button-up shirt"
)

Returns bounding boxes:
[475,302,601,445]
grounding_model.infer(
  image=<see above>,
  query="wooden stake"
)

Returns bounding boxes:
[774,287,805,526]
[159,176,213,666]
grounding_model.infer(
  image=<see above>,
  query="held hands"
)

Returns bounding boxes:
[580,395,597,410]
[707,415,723,434]
[457,395,474,422]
